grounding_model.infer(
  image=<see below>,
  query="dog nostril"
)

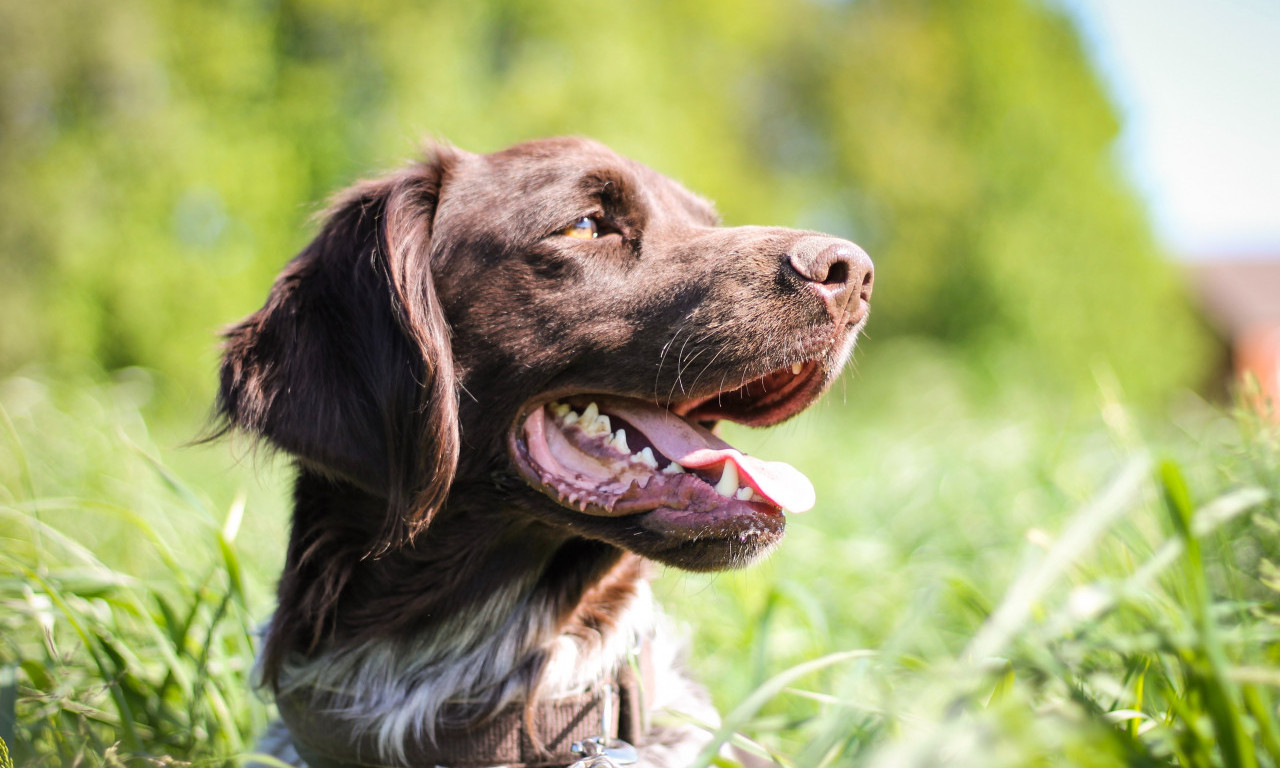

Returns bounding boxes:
[824,260,849,286]
[786,239,872,305]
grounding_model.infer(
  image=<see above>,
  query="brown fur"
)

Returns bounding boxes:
[216,137,872,764]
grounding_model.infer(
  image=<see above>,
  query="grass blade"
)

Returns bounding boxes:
[1160,460,1256,768]
[690,649,876,768]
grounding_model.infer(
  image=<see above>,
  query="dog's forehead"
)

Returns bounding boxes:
[446,137,718,227]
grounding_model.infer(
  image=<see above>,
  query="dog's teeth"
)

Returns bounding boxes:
[585,414,611,437]
[735,486,755,501]
[715,461,740,497]
[662,462,686,475]
[636,447,658,468]
[550,402,570,418]
[578,401,611,436]
[791,362,803,375]
[579,401,611,436]
[610,429,629,453]
[562,410,580,426]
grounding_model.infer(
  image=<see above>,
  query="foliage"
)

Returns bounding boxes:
[672,375,1280,767]
[0,374,275,765]
[2,362,1279,766]
[0,0,1212,413]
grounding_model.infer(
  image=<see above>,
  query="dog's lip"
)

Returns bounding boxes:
[510,398,793,505]
[671,357,827,427]
[515,351,836,434]
[504,354,833,532]
[507,407,791,546]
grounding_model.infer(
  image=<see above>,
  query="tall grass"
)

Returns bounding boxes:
[1,357,1277,766]
[663,360,1280,767]
[0,372,279,765]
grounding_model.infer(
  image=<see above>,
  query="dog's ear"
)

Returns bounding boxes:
[217,147,459,554]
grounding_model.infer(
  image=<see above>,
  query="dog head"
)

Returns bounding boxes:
[219,137,872,573]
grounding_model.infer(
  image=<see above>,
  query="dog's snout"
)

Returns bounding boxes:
[786,237,874,320]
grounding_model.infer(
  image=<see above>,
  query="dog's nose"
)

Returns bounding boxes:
[786,237,874,321]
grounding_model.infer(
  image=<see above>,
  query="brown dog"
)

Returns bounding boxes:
[220,137,872,767]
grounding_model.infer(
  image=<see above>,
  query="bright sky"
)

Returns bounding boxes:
[1062,0,1280,258]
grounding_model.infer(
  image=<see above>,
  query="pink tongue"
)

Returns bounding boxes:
[599,398,816,513]
[680,449,815,513]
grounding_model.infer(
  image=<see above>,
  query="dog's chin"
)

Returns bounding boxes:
[514,492,786,572]
[507,351,844,572]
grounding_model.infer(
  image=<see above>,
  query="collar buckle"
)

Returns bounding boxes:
[569,682,638,767]
[569,736,639,767]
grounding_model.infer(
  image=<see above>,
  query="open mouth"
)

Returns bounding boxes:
[509,358,828,530]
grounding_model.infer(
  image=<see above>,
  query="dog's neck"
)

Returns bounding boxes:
[263,470,653,760]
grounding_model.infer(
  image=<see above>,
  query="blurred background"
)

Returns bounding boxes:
[2,1,1279,765]
[7,0,1278,413]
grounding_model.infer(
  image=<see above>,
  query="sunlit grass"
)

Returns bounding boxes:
[1,358,1277,766]
[0,374,275,765]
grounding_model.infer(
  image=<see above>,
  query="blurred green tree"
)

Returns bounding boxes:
[0,0,1211,413]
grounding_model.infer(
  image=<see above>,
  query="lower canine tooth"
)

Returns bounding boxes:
[715,461,740,497]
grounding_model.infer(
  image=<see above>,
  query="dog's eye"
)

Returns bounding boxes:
[562,217,599,240]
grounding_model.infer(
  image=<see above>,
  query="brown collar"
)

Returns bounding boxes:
[277,660,647,768]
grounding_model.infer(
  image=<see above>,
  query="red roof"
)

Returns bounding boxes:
[1189,258,1280,332]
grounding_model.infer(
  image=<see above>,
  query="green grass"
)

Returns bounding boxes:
[1,354,1278,766]
[0,374,274,765]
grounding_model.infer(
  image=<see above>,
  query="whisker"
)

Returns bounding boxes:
[686,344,730,397]
[656,322,691,404]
